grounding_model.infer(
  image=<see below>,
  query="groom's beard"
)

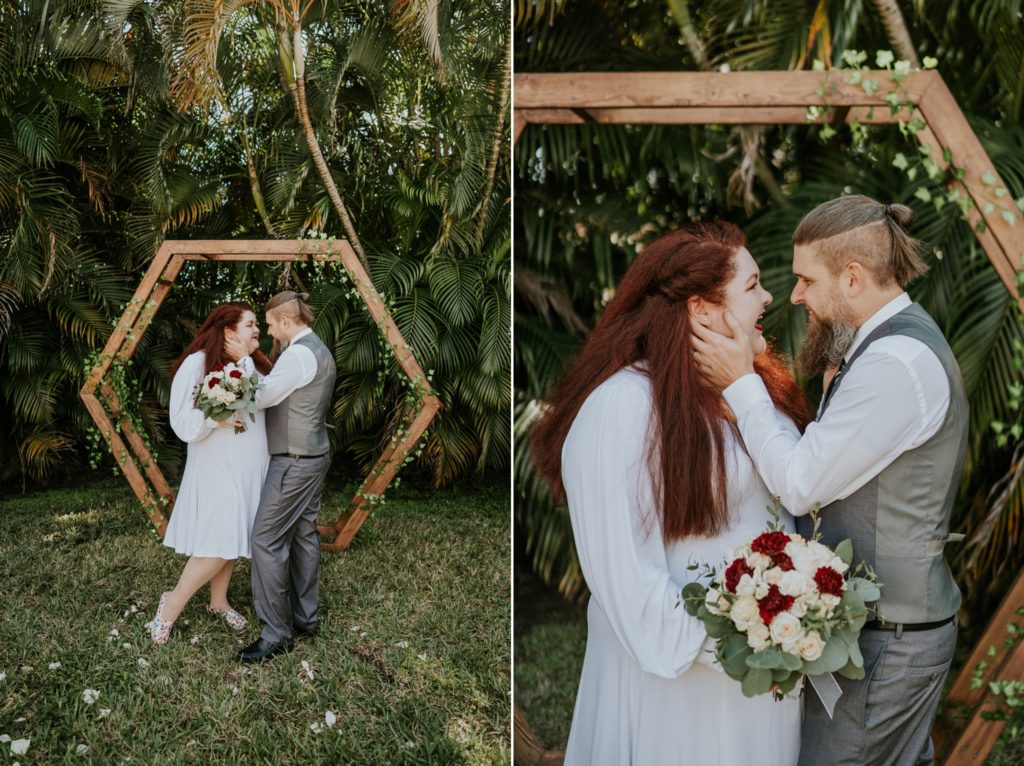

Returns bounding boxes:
[796,301,857,378]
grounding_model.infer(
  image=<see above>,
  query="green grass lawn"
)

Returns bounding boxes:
[0,474,510,764]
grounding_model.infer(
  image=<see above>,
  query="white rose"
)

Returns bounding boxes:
[763,567,784,586]
[704,588,727,615]
[781,639,802,657]
[735,573,756,597]
[731,596,760,630]
[747,552,771,571]
[769,612,803,645]
[754,581,770,600]
[807,541,834,566]
[799,631,825,661]
[789,596,809,618]
[820,593,841,609]
[779,570,813,598]
[746,622,771,650]
[828,555,849,574]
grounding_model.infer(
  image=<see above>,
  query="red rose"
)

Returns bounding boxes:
[751,530,790,555]
[724,558,754,593]
[773,552,795,572]
[757,584,795,625]
[212,364,224,372]
[207,378,218,389]
[814,567,845,597]
[229,369,243,379]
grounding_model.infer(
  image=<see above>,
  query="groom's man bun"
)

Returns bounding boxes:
[267,290,314,325]
[793,194,928,288]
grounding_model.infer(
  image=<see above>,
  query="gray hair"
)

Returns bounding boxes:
[266,290,314,325]
[792,195,927,287]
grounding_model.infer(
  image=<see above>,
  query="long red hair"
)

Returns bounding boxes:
[170,302,273,381]
[531,222,813,541]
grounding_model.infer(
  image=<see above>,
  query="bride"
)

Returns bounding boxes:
[147,302,274,644]
[531,222,812,765]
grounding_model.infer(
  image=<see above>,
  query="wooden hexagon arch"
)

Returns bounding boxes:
[80,239,441,554]
[513,71,1024,766]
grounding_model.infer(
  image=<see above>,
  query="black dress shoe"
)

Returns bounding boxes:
[294,625,319,639]
[235,637,293,663]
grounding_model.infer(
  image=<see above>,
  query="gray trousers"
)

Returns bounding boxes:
[250,454,331,644]
[799,619,957,766]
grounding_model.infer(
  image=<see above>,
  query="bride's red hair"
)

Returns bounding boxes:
[531,222,813,541]
[170,302,273,381]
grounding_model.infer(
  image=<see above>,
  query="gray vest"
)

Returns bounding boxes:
[266,332,337,456]
[798,303,968,623]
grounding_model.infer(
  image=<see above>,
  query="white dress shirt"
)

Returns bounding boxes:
[722,293,951,516]
[241,327,318,409]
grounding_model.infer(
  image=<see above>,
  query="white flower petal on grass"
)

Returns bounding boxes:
[350,625,360,632]
[20,666,32,673]
[10,739,29,755]
[230,685,239,696]
[121,643,131,650]
[359,631,367,638]
[0,672,5,682]
[97,708,111,719]
[324,711,337,728]
[76,744,89,755]
[0,734,10,742]
[13,718,25,723]
[137,658,149,669]
[309,722,323,734]
[190,636,200,645]
[300,661,314,681]
[48,662,61,670]
[108,628,120,641]
[82,689,100,705]
[417,653,428,662]
[394,641,409,649]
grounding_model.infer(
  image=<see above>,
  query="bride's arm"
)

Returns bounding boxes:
[562,380,715,679]
[169,353,221,443]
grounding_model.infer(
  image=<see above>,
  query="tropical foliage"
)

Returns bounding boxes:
[0,0,510,491]
[514,0,1024,625]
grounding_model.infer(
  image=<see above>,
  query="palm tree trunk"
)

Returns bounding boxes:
[284,18,370,270]
[241,117,277,238]
[474,34,511,250]
[666,0,709,70]
[870,0,920,67]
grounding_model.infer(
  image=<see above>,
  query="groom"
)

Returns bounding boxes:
[229,290,337,663]
[692,196,967,765]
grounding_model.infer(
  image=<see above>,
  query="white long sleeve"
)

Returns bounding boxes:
[239,331,318,410]
[169,352,219,444]
[562,373,714,678]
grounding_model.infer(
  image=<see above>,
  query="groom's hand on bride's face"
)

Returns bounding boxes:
[224,335,248,360]
[690,312,755,390]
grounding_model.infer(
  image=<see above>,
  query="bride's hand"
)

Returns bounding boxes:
[247,336,259,355]
[224,334,248,360]
[691,312,755,390]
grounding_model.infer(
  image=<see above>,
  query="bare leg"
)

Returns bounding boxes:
[208,559,237,612]
[162,556,230,623]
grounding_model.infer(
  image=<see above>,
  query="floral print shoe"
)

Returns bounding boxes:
[208,605,248,631]
[148,592,174,645]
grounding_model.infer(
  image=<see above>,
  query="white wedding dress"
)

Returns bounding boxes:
[162,351,269,559]
[561,367,802,765]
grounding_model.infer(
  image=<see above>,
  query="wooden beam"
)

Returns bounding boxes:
[519,105,914,126]
[514,70,938,110]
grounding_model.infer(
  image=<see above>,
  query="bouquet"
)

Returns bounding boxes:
[194,362,260,434]
[682,502,880,699]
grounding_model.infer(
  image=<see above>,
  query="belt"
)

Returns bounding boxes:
[863,614,955,633]
[271,452,327,460]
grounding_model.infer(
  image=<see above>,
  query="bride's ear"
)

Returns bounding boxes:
[688,296,712,327]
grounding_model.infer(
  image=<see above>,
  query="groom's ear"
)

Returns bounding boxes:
[688,296,712,326]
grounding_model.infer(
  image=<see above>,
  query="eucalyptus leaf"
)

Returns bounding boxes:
[741,667,773,698]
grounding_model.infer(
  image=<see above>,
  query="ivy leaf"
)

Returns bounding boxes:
[914,187,933,203]
[876,50,894,68]
[892,153,909,170]
[923,56,938,69]
[1002,210,1017,226]
[861,79,878,96]
[982,170,997,186]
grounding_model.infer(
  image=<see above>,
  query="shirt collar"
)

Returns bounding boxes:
[844,292,912,362]
[285,326,313,348]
